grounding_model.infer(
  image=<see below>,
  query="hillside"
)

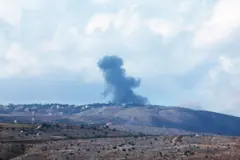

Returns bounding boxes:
[109,124,195,136]
[1,104,240,136]
[10,135,240,160]
[72,106,240,136]
[0,122,135,160]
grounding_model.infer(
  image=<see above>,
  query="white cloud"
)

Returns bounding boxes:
[218,56,233,74]
[0,0,44,26]
[1,0,240,115]
[145,19,174,37]
[91,0,109,5]
[18,0,209,81]
[0,42,38,78]
[68,27,79,36]
[178,0,194,13]
[0,0,222,80]
[0,0,23,26]
[219,56,240,75]
[85,5,141,37]
[196,55,240,116]
[194,0,240,47]
[85,13,114,35]
[113,5,141,37]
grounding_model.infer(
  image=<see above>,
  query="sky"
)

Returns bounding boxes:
[0,0,240,116]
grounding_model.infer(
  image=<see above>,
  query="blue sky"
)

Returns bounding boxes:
[0,0,240,116]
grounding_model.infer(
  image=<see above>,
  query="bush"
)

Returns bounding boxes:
[184,150,194,156]
[118,144,125,147]
[128,141,135,146]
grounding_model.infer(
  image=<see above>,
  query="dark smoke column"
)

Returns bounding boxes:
[98,55,148,105]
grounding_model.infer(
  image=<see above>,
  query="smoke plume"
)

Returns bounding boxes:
[98,55,148,105]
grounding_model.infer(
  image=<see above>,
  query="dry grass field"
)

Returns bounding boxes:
[1,123,240,160]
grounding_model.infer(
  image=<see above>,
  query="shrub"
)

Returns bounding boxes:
[118,144,125,147]
[128,141,135,146]
[184,150,194,156]
[104,131,108,135]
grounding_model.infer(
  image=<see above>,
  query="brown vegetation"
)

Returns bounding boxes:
[1,123,240,160]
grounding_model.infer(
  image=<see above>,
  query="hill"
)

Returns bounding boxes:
[1,104,240,136]
[72,106,240,136]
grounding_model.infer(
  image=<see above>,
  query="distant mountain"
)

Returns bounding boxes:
[1,103,240,136]
[72,106,240,136]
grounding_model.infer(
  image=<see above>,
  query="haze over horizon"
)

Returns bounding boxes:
[0,0,240,116]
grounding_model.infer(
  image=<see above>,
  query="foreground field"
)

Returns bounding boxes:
[1,123,240,160]
[1,135,239,160]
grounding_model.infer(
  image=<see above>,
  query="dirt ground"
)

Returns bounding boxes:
[1,123,240,160]
[3,136,240,160]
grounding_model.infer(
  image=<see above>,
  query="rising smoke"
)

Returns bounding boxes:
[98,55,149,105]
